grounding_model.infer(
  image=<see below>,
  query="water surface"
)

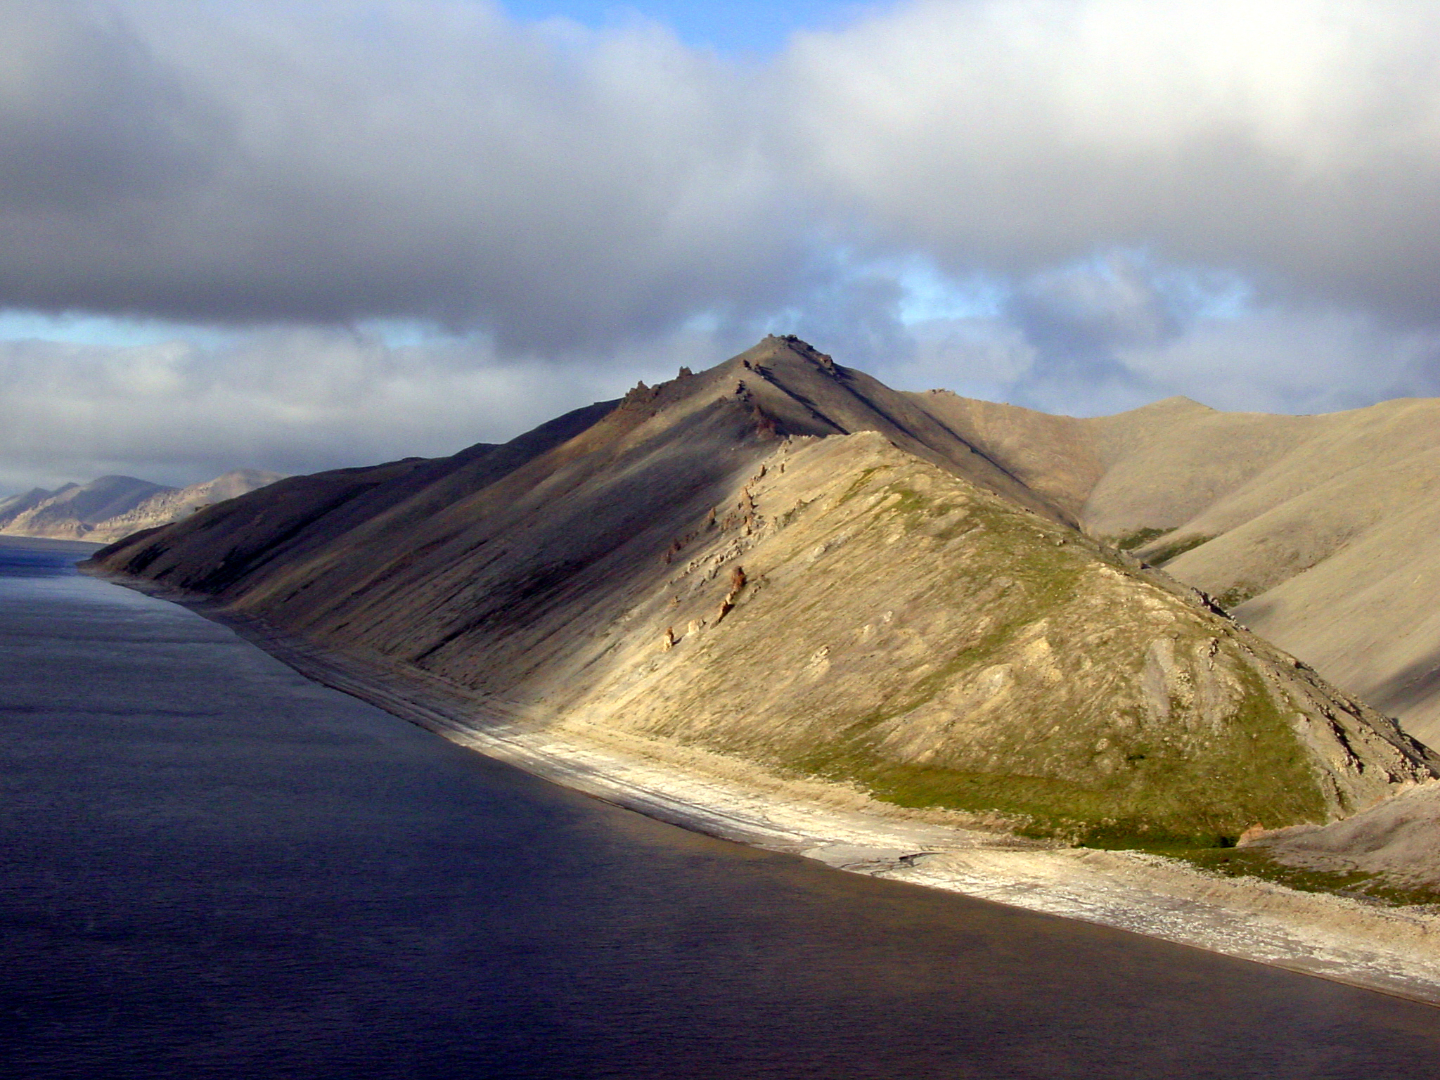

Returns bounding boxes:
[2,535,1436,1079]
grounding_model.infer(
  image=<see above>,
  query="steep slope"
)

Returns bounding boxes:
[909,391,1440,744]
[89,337,1436,847]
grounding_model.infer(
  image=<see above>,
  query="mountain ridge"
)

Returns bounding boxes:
[86,336,1438,849]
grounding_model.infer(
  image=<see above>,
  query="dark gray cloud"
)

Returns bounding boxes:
[0,2,229,215]
[0,0,812,348]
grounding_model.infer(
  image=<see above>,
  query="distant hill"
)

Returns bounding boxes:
[0,469,284,543]
[914,392,1440,745]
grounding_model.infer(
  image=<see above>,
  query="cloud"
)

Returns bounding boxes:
[0,1,229,216]
[8,0,1440,337]
[0,0,811,348]
[858,250,1440,418]
[0,326,724,492]
[786,0,1440,323]
[5,0,1440,488]
[1112,305,1440,415]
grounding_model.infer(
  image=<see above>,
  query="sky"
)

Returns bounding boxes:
[3,0,1440,493]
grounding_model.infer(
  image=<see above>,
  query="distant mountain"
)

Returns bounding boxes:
[0,476,171,540]
[0,469,284,543]
[87,337,1435,849]
[85,469,288,543]
[0,487,59,524]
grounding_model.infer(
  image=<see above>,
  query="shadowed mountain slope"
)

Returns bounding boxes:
[88,337,1437,847]
[0,487,57,525]
[912,391,1440,745]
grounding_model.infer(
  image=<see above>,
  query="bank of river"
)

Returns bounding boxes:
[190,603,1440,1008]
[5,535,1439,1078]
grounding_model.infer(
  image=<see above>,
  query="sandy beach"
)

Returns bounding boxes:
[96,572,1440,1008]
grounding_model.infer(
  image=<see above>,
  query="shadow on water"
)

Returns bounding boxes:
[2,537,1438,1080]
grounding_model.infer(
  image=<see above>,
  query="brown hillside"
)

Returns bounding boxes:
[87,338,1437,847]
[910,391,1440,745]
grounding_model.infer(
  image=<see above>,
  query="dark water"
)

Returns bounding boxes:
[2,536,1437,1079]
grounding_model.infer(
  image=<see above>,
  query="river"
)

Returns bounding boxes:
[2,534,1437,1079]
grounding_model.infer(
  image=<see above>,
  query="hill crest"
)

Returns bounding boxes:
[85,339,1438,847]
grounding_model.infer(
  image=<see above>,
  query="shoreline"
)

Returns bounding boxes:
[95,570,1440,1007]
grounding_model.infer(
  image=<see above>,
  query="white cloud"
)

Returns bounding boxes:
[1114,307,1440,415]
[863,251,1440,418]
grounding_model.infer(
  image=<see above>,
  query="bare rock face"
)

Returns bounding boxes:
[87,337,1439,847]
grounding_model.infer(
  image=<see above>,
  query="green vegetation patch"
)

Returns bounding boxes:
[1114,526,1171,551]
[833,466,888,508]
[785,729,1316,848]
[873,482,960,527]
[777,596,1325,848]
[1144,534,1215,566]
[1216,584,1262,610]
[790,695,1324,849]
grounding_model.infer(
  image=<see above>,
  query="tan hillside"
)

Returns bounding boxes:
[87,337,1436,848]
[911,391,1440,745]
[1230,782,1440,904]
